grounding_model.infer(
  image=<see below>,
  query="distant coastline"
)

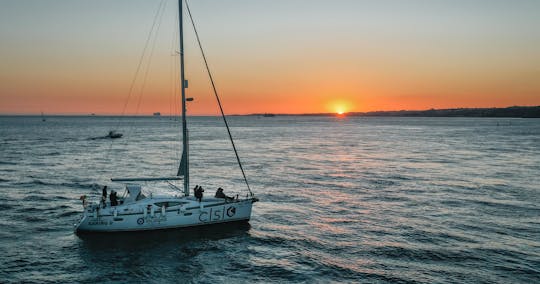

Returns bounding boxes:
[2,106,539,118]
[250,106,540,118]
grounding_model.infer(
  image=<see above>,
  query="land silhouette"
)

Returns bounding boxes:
[250,106,540,118]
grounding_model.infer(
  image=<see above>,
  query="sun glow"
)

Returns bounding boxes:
[329,100,352,116]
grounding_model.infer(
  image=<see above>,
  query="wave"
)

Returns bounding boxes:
[58,211,80,218]
[246,263,303,282]
[1,203,15,210]
[22,195,50,202]
[369,179,396,186]
[35,226,64,233]
[15,179,102,190]
[24,216,47,223]
[388,174,412,180]
[370,245,483,263]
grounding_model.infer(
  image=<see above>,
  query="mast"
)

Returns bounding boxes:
[178,0,189,196]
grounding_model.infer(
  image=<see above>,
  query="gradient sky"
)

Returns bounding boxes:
[1,0,539,115]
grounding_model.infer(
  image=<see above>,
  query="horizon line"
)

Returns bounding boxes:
[1,105,539,117]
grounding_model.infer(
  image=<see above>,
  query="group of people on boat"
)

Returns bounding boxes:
[82,184,235,209]
[194,185,204,202]
[215,187,235,201]
[101,186,121,208]
[193,185,235,202]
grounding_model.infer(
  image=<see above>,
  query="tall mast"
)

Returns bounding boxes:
[179,0,189,196]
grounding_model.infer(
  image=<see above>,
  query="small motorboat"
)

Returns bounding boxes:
[106,131,123,139]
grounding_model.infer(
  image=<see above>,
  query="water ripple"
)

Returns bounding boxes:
[0,116,539,283]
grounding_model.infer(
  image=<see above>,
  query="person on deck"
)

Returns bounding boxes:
[194,185,204,202]
[80,195,88,208]
[110,190,118,206]
[101,186,108,208]
[215,187,234,202]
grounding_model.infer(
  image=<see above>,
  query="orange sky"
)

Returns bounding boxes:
[1,0,539,115]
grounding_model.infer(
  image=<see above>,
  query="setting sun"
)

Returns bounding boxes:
[327,100,352,115]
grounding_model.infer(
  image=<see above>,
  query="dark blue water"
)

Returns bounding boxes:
[0,116,539,283]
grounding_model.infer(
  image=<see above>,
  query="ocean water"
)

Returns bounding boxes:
[0,115,538,283]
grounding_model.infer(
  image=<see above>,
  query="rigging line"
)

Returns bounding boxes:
[117,0,167,160]
[105,0,167,158]
[134,0,168,116]
[185,0,253,197]
[125,0,168,170]
[118,0,166,119]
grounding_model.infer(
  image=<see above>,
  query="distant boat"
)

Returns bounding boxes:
[41,112,46,122]
[153,112,161,116]
[263,113,275,117]
[74,0,257,233]
[89,130,123,140]
[106,131,123,139]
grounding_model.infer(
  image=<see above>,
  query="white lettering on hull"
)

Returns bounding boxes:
[88,219,112,226]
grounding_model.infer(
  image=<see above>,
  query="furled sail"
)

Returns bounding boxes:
[177,149,187,176]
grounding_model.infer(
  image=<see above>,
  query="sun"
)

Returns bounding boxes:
[326,99,353,116]
[335,105,348,115]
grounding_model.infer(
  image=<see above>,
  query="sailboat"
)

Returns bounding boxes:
[74,1,258,233]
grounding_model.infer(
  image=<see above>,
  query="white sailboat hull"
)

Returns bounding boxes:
[74,1,259,234]
[75,197,255,233]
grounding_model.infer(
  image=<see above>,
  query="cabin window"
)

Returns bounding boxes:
[136,193,146,201]
[154,202,167,207]
[155,201,188,208]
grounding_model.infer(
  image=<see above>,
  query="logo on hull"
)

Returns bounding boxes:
[227,207,236,217]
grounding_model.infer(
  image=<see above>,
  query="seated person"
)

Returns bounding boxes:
[215,187,234,201]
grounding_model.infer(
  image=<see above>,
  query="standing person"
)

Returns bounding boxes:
[110,190,118,206]
[101,186,108,208]
[194,185,204,202]
[80,195,88,208]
